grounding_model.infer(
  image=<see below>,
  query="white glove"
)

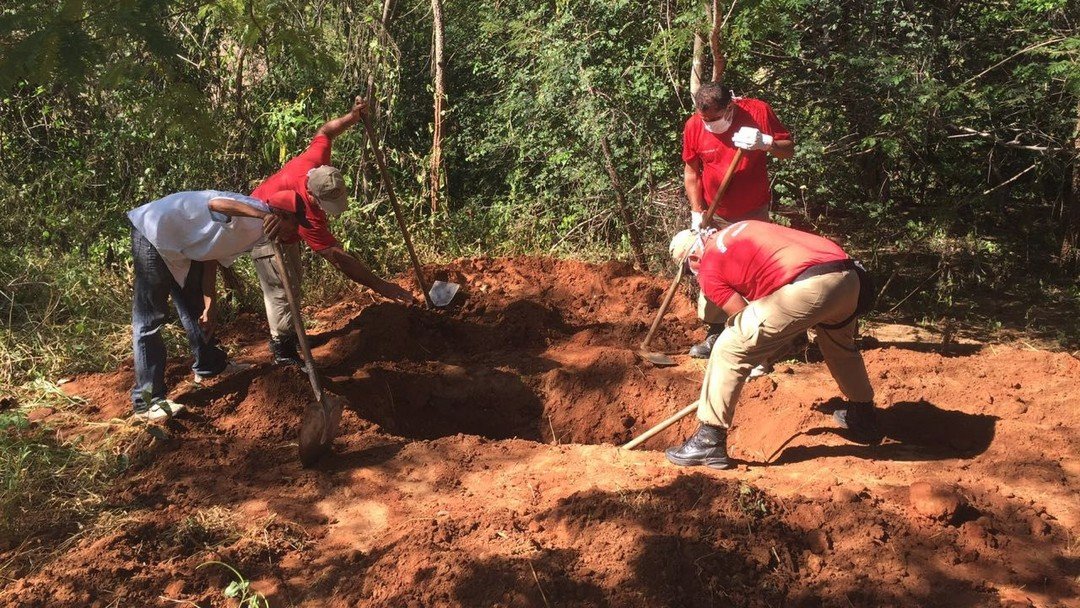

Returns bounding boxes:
[691,211,704,230]
[732,126,773,151]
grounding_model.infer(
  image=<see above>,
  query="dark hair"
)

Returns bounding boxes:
[694,82,733,112]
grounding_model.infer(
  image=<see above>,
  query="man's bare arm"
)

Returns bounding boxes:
[684,160,706,213]
[200,260,219,337]
[317,246,416,305]
[208,197,269,219]
[208,198,297,240]
[315,97,367,140]
[770,138,795,160]
[721,293,748,318]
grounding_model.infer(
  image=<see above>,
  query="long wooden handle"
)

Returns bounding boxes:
[639,148,745,352]
[272,242,325,401]
[698,148,744,229]
[622,403,698,450]
[640,261,684,351]
[360,112,435,309]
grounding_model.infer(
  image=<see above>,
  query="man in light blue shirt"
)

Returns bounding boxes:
[127,190,303,421]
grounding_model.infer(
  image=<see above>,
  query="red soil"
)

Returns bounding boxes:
[2,256,1078,607]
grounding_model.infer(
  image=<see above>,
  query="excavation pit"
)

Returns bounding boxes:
[288,256,708,447]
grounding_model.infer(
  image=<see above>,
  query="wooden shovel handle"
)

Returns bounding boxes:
[622,403,698,450]
[698,148,744,229]
[640,261,685,351]
[271,242,324,401]
[360,112,435,309]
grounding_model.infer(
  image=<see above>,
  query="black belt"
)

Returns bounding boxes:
[792,259,857,283]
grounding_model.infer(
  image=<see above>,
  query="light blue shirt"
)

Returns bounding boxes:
[128,190,269,284]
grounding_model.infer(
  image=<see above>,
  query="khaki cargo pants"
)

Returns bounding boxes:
[251,240,303,338]
[697,206,771,324]
[695,269,875,428]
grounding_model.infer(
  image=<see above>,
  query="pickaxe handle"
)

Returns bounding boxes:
[639,148,745,353]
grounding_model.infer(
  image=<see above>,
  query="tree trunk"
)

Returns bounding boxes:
[600,135,648,271]
[1060,98,1080,269]
[710,0,726,82]
[430,0,447,214]
[690,33,705,95]
[233,43,247,115]
[361,0,397,206]
[367,0,398,106]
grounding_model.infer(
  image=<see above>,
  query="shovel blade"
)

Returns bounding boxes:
[298,392,346,467]
[636,349,677,367]
[428,280,461,307]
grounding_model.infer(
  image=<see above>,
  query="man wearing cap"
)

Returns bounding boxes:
[250,97,415,367]
[664,222,881,469]
[127,190,304,421]
[682,81,795,359]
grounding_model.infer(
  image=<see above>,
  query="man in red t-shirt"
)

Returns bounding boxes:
[250,97,416,366]
[664,222,880,469]
[682,81,795,359]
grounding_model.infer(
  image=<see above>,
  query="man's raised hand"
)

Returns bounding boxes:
[351,96,368,118]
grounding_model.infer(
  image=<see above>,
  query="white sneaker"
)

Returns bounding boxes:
[132,399,185,422]
[748,363,771,379]
[193,361,253,385]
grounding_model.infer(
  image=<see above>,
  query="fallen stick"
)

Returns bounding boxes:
[622,403,697,450]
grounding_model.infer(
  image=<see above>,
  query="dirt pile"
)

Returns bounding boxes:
[2,256,1078,607]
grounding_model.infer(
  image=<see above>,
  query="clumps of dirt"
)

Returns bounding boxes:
[352,474,803,608]
[909,480,969,523]
[4,255,1079,607]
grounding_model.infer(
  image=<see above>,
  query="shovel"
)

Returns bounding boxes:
[360,110,460,309]
[272,242,346,466]
[636,148,744,367]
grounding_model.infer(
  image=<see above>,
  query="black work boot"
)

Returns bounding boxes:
[689,324,724,359]
[665,424,732,469]
[269,334,304,367]
[833,402,884,445]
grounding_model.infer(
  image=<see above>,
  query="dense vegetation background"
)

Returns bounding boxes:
[1,0,1078,387]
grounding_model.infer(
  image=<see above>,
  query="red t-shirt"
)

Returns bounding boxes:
[697,221,849,306]
[682,97,791,219]
[251,134,339,251]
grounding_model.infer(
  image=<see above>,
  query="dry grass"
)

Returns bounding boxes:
[0,381,144,582]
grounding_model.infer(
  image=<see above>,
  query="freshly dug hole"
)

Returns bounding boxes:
[308,257,705,447]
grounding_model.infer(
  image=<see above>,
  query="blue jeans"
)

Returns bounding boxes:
[130,227,227,411]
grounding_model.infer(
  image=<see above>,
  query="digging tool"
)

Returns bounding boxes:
[360,111,460,309]
[622,403,697,450]
[272,242,346,466]
[636,148,744,367]
[636,263,686,366]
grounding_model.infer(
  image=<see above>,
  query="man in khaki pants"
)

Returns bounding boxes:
[665,221,881,470]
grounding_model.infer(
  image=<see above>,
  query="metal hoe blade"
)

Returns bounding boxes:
[636,349,677,367]
[429,279,461,308]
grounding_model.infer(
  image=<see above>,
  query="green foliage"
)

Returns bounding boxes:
[737,482,771,519]
[197,561,270,608]
[0,0,1077,386]
[0,250,130,386]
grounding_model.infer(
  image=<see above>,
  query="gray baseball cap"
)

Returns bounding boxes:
[306,165,348,216]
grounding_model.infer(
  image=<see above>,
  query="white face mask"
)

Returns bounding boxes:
[703,115,733,134]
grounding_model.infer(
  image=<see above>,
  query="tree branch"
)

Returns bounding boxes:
[981,163,1038,196]
[958,37,1065,87]
[947,125,1065,153]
